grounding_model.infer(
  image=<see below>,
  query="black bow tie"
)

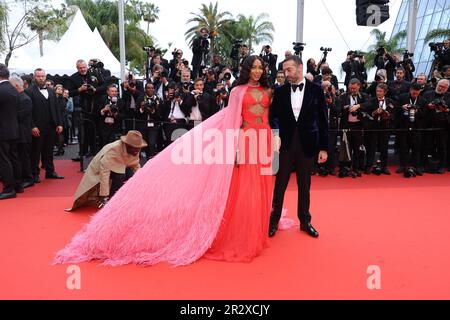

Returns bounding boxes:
[291,83,304,92]
[39,87,47,90]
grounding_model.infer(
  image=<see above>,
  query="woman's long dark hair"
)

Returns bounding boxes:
[235,55,270,88]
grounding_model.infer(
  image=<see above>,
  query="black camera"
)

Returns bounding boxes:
[173,92,181,99]
[293,42,306,55]
[403,50,414,60]
[429,42,443,53]
[90,59,104,69]
[109,97,119,113]
[376,46,386,55]
[320,47,332,52]
[161,70,168,78]
[324,92,332,100]
[338,166,357,178]
[143,46,155,52]
[223,72,232,81]
[351,109,374,121]
[349,50,364,59]
[143,98,158,112]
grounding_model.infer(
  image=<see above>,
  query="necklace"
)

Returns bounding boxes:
[248,82,260,87]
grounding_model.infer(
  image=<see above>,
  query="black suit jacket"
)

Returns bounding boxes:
[337,92,369,128]
[181,92,219,120]
[0,81,20,141]
[269,80,328,157]
[17,92,33,143]
[25,84,62,129]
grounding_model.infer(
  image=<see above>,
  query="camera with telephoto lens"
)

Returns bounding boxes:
[349,50,364,59]
[109,96,119,114]
[90,58,104,69]
[223,72,232,81]
[429,42,443,55]
[403,50,414,61]
[376,46,386,55]
[428,98,449,113]
[293,42,306,55]
[230,39,243,60]
[143,46,155,52]
[351,108,374,121]
[143,98,158,113]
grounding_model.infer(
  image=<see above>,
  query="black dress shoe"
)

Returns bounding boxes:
[300,223,319,238]
[15,185,24,194]
[21,181,34,188]
[71,157,81,162]
[437,167,445,174]
[268,223,278,237]
[0,191,17,200]
[33,175,41,183]
[382,167,391,175]
[45,172,64,179]
[363,168,371,175]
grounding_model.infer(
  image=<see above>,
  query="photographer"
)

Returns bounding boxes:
[139,82,163,160]
[97,85,123,149]
[374,47,396,81]
[214,87,229,110]
[395,83,427,176]
[203,68,217,95]
[163,89,188,146]
[150,64,170,100]
[88,58,111,86]
[361,83,396,175]
[430,39,450,73]
[313,63,339,91]
[338,78,369,176]
[176,69,194,97]
[319,81,340,176]
[69,59,105,157]
[387,67,411,102]
[211,55,226,78]
[422,79,450,173]
[230,40,244,78]
[415,73,433,95]
[342,51,367,89]
[367,69,387,98]
[181,78,219,129]
[169,49,190,82]
[278,51,293,71]
[121,74,145,133]
[218,68,233,92]
[191,27,210,79]
[306,58,320,77]
[399,51,415,82]
[260,45,278,82]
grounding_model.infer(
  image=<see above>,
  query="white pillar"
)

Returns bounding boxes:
[118,0,126,80]
[296,0,305,43]
[406,0,418,53]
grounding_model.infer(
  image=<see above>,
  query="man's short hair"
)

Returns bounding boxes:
[283,55,303,66]
[321,67,332,75]
[410,83,422,91]
[443,65,450,72]
[107,84,117,91]
[377,83,388,92]
[349,78,361,86]
[9,73,23,87]
[0,63,10,79]
[396,67,405,73]
[76,59,86,66]
[194,78,204,85]
[34,68,45,75]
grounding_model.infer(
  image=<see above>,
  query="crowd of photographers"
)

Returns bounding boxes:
[1,30,450,199]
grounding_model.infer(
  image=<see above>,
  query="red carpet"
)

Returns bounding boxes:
[1,160,450,299]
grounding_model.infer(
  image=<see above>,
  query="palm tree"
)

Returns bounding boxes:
[425,28,450,43]
[26,8,57,56]
[185,1,233,62]
[0,2,7,52]
[66,0,159,73]
[364,28,407,70]
[234,13,274,53]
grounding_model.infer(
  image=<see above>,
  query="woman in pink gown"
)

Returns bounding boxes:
[54,56,275,266]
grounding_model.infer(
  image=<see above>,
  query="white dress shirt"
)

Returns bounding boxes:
[291,79,306,121]
[39,87,49,99]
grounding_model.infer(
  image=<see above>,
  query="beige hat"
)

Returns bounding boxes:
[120,130,148,148]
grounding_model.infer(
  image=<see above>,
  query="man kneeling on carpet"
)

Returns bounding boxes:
[66,130,147,211]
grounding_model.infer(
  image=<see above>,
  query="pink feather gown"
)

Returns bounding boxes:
[54,85,275,266]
